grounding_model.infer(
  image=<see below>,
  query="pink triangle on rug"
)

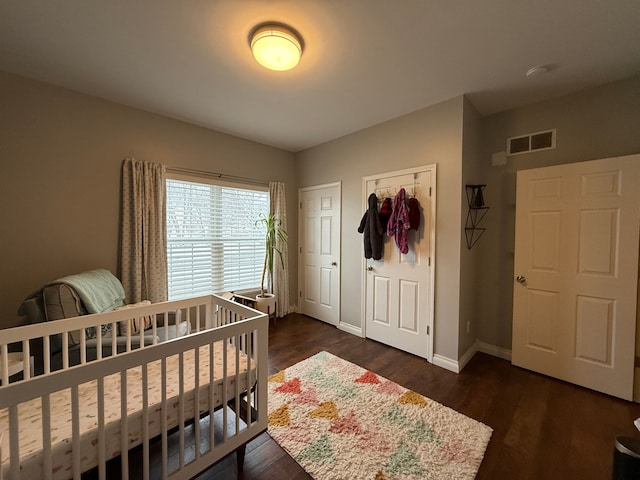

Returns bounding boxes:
[355,370,381,384]
[355,429,392,452]
[329,411,365,435]
[294,387,319,405]
[377,380,404,395]
[275,377,302,394]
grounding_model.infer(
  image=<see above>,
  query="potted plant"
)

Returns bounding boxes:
[255,213,287,315]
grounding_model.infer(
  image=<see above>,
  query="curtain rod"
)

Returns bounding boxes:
[166,166,270,187]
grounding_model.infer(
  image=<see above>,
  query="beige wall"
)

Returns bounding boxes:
[0,71,297,328]
[476,75,640,350]
[296,96,465,361]
[459,97,483,357]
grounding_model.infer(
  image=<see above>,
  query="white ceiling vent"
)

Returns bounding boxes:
[506,129,556,156]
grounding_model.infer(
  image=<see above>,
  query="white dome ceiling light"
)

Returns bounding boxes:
[250,23,303,71]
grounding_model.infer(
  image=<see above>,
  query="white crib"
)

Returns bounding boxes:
[0,294,268,480]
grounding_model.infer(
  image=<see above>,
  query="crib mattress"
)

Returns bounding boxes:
[0,341,255,479]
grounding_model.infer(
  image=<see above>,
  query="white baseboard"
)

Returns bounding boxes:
[338,322,363,338]
[432,340,512,374]
[477,341,512,361]
[458,341,478,372]
[432,354,460,373]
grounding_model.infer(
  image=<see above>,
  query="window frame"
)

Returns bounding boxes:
[165,172,269,300]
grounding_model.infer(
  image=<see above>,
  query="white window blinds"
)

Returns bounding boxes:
[166,178,269,300]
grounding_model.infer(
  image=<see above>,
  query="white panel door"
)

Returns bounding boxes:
[363,166,436,360]
[512,154,640,400]
[298,183,341,325]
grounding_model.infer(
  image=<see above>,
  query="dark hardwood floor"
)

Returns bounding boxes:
[194,313,640,479]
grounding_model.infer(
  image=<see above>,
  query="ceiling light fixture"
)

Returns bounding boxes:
[250,23,302,71]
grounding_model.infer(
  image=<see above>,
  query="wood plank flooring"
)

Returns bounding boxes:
[193,313,640,479]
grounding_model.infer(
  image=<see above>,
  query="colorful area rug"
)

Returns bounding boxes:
[267,351,492,480]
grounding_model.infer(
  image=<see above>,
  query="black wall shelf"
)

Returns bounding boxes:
[465,184,489,249]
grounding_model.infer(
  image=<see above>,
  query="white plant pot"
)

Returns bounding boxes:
[255,293,276,315]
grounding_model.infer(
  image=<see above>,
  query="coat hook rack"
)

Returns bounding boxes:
[465,184,489,249]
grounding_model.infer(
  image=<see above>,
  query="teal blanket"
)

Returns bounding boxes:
[53,269,126,313]
[21,268,126,315]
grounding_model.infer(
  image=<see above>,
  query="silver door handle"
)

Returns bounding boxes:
[367,266,373,271]
[516,275,526,284]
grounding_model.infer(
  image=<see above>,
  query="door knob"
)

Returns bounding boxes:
[367,266,373,271]
[331,262,337,266]
[516,275,526,284]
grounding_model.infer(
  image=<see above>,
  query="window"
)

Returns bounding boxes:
[166,177,269,300]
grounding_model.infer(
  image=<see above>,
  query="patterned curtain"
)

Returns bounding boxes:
[119,158,168,303]
[269,182,289,317]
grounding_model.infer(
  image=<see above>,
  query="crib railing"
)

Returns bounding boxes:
[0,295,268,480]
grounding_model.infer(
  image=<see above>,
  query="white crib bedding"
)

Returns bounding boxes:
[0,341,255,479]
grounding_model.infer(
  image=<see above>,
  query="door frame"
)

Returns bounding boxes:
[297,181,342,326]
[360,165,436,362]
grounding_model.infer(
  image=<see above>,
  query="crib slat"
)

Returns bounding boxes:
[142,363,150,480]
[80,328,87,365]
[42,394,52,480]
[151,313,158,345]
[205,301,212,330]
[209,342,215,451]
[22,340,31,380]
[161,357,168,479]
[9,405,19,479]
[126,322,132,353]
[97,377,106,480]
[246,331,253,427]
[223,341,228,443]
[71,385,81,479]
[235,335,240,435]
[120,370,129,480]
[96,327,103,360]
[179,352,185,470]
[194,345,201,459]
[1,344,8,385]
[62,332,69,369]
[111,321,117,357]
[44,336,51,374]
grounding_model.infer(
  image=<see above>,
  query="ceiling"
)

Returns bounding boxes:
[1,1,638,152]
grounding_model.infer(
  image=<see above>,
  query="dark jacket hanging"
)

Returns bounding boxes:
[358,193,384,260]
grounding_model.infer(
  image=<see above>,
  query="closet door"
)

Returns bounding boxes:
[512,154,640,400]
[362,166,436,360]
[298,183,341,326]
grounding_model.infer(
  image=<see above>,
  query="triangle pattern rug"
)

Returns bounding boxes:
[268,351,492,480]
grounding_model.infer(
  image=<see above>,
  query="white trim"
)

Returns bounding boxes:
[477,340,512,361]
[360,165,437,362]
[165,171,269,191]
[432,340,512,375]
[458,341,478,372]
[432,354,460,373]
[338,322,364,338]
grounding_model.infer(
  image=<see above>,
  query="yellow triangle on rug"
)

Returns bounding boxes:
[268,351,492,480]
